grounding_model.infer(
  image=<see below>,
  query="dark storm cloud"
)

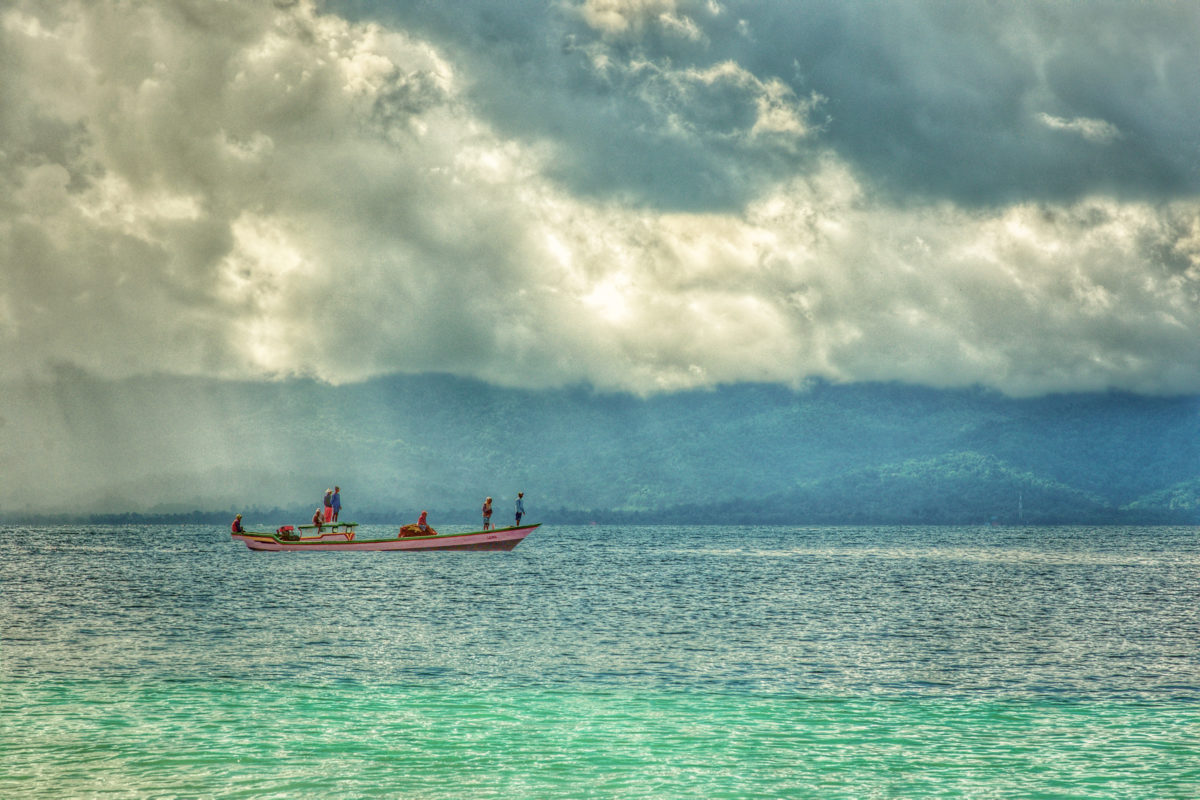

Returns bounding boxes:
[329,0,1200,209]
[327,0,824,210]
[749,0,1200,205]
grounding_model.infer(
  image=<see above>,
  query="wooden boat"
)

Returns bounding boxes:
[232,521,540,552]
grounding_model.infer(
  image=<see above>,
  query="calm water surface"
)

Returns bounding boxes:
[2,524,1198,798]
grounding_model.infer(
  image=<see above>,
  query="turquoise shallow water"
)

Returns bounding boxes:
[3,524,1199,798]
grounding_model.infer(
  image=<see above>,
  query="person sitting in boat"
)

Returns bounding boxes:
[231,514,244,534]
[312,507,323,530]
[398,512,435,537]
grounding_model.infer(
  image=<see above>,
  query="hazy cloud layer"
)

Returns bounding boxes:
[2,0,1199,397]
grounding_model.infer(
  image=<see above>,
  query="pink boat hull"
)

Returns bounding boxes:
[232,524,539,552]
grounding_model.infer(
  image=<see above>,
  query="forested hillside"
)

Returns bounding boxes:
[7,373,1199,523]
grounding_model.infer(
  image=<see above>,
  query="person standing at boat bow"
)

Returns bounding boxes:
[515,493,525,526]
[482,497,493,530]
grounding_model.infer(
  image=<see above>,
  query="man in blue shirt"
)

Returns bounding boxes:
[332,486,342,522]
[515,492,525,526]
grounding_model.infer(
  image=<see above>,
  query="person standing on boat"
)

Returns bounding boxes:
[231,514,244,534]
[514,493,525,526]
[482,497,493,530]
[332,486,342,522]
[323,489,334,522]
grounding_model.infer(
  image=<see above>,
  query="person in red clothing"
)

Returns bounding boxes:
[323,489,334,522]
[231,514,244,533]
[418,510,429,533]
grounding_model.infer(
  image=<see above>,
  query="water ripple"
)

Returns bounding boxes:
[3,524,1200,797]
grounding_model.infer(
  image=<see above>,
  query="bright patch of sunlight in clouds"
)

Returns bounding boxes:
[2,0,1200,396]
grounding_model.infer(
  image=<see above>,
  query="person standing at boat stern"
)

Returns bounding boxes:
[515,493,525,526]
[323,489,334,522]
[482,497,493,530]
[332,486,341,522]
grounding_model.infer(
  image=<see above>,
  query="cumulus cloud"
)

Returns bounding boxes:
[636,59,819,143]
[577,0,703,41]
[1036,113,1122,144]
[2,0,1200,400]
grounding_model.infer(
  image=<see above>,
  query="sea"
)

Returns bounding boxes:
[2,523,1198,799]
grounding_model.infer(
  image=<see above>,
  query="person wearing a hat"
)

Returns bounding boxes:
[514,493,525,526]
[323,489,334,522]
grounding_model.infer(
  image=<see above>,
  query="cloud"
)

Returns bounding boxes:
[1,0,1199,400]
[622,59,821,144]
[576,0,704,41]
[1036,113,1121,144]
[576,0,1200,205]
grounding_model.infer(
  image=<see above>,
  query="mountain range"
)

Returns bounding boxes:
[6,372,1199,524]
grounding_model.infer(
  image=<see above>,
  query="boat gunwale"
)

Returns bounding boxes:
[233,522,540,546]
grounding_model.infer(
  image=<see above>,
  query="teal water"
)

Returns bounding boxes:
[3,524,1198,798]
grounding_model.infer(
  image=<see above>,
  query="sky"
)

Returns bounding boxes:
[3,0,1200,400]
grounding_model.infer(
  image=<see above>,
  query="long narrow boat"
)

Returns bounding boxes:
[232,521,540,552]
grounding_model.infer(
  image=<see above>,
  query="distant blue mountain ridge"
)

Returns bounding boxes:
[9,373,1200,524]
